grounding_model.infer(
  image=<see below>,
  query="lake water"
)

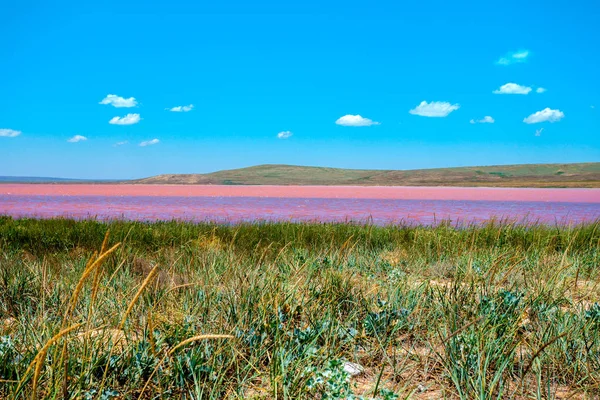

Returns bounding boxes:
[0,184,599,225]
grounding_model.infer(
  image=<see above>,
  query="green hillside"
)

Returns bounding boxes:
[133,162,600,187]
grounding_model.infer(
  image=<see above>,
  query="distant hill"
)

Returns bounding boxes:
[132,162,600,188]
[0,176,84,183]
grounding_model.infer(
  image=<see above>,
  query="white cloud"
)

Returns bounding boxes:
[535,128,544,137]
[470,116,495,124]
[496,50,530,65]
[511,50,529,59]
[409,101,460,117]
[140,138,159,147]
[0,128,21,138]
[536,87,547,93]
[591,105,595,109]
[523,108,565,124]
[114,140,129,146]
[493,83,532,95]
[99,94,138,108]
[277,131,293,139]
[335,114,380,126]
[109,113,141,125]
[67,135,87,143]
[168,104,194,112]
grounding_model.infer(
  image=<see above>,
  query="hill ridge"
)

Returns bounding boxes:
[132,162,600,188]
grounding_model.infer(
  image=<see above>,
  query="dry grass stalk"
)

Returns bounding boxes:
[13,323,82,399]
[118,262,160,330]
[65,243,121,319]
[137,334,234,399]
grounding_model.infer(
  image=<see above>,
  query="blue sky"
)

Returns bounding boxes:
[1,0,599,179]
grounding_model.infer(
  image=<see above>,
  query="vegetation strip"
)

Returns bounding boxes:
[0,217,599,398]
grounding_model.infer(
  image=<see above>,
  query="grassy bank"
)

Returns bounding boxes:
[1,217,599,399]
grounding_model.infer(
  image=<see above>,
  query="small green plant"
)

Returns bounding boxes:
[585,303,600,326]
[305,360,353,399]
[83,388,119,400]
[0,335,20,380]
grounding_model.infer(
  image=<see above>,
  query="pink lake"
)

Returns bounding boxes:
[0,184,599,225]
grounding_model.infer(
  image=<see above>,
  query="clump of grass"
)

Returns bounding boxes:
[0,217,599,398]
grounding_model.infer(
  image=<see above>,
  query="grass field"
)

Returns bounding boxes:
[133,162,600,187]
[1,217,600,398]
